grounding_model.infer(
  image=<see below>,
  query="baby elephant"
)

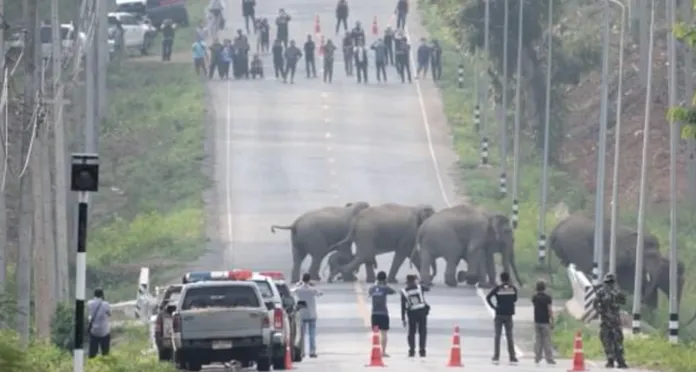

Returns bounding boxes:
[326,251,377,283]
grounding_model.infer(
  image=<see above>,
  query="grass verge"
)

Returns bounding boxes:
[88,32,207,300]
[0,325,176,372]
[418,0,696,369]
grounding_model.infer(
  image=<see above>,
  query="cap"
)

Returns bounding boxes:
[603,273,616,283]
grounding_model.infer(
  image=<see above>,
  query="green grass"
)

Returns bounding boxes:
[418,0,696,369]
[0,325,177,372]
[87,44,208,300]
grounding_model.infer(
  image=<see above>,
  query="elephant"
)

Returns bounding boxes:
[329,203,436,283]
[325,250,439,283]
[548,214,684,310]
[415,204,522,288]
[270,201,370,283]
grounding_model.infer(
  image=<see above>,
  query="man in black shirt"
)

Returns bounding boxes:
[400,274,430,357]
[161,19,175,61]
[304,35,317,78]
[485,272,519,364]
[531,280,555,365]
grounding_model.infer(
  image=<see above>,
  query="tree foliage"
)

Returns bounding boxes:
[669,22,696,139]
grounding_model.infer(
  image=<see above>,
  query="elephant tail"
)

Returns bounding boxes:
[270,224,294,234]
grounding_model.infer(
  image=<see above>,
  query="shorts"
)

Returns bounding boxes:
[371,314,390,331]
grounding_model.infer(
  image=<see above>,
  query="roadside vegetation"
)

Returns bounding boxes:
[419,0,696,369]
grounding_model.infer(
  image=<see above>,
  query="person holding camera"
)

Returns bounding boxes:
[531,279,555,365]
[292,273,322,358]
[486,272,519,364]
[400,274,430,357]
[368,271,396,357]
[593,273,628,368]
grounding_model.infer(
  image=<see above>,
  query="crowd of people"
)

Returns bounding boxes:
[184,0,443,85]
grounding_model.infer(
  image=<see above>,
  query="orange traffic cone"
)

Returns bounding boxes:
[568,331,587,371]
[314,15,321,34]
[319,36,325,56]
[366,326,386,367]
[284,336,294,369]
[371,16,379,35]
[447,326,463,367]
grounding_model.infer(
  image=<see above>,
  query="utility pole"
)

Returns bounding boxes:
[667,0,679,344]
[592,0,612,286]
[16,0,38,345]
[632,0,655,335]
[51,0,70,304]
[683,0,696,204]
[480,0,491,168]
[96,0,107,121]
[537,0,553,267]
[638,0,648,87]
[511,0,524,230]
[498,0,509,198]
[0,0,7,296]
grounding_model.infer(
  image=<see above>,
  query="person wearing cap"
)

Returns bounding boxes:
[292,273,323,358]
[87,288,112,358]
[400,274,430,357]
[531,279,555,365]
[368,271,396,357]
[485,271,519,364]
[593,273,628,368]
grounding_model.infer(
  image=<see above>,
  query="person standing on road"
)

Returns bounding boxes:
[384,26,395,65]
[242,0,256,34]
[272,39,285,79]
[208,38,224,79]
[400,274,430,358]
[531,279,556,365]
[192,38,208,77]
[276,9,292,48]
[394,34,411,83]
[354,41,369,84]
[342,33,354,76]
[430,39,443,81]
[485,272,519,364]
[350,21,366,47]
[304,35,317,78]
[284,40,303,84]
[161,19,175,61]
[256,18,270,53]
[368,271,396,357]
[292,273,323,358]
[593,273,629,369]
[371,38,388,82]
[323,39,337,83]
[87,288,112,358]
[219,39,232,79]
[335,0,349,34]
[416,37,431,79]
[395,0,408,30]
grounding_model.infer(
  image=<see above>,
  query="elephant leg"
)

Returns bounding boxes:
[386,251,408,284]
[444,259,458,287]
[365,260,377,283]
[308,252,326,281]
[291,245,308,283]
[483,251,497,287]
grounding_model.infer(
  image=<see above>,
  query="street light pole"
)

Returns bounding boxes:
[537,0,553,266]
[511,0,524,230]
[592,0,612,286]
[480,0,491,168]
[667,0,679,344]
[608,0,627,277]
[631,0,655,335]
[499,0,510,197]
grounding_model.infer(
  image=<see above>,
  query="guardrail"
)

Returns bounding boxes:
[565,263,598,323]
[110,267,157,322]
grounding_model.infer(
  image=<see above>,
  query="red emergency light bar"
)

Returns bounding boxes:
[258,271,285,281]
[183,269,253,284]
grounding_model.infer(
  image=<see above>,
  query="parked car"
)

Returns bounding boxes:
[115,0,189,28]
[107,12,157,55]
[6,23,114,62]
[153,284,182,361]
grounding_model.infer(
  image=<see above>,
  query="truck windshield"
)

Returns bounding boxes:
[253,280,275,300]
[181,286,260,310]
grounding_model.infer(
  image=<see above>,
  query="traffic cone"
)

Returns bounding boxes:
[314,15,321,34]
[284,335,294,369]
[447,326,463,367]
[568,331,587,371]
[371,16,379,35]
[366,326,386,367]
[319,36,325,56]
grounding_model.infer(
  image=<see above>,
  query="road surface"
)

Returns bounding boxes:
[199,0,653,371]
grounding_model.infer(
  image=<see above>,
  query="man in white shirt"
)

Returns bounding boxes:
[292,273,323,358]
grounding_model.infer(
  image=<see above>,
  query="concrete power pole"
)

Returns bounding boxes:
[639,0,649,87]
[683,0,696,204]
[16,0,39,344]
[97,0,108,121]
[52,0,70,303]
[0,0,6,296]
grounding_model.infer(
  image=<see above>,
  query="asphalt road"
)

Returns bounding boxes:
[200,0,654,371]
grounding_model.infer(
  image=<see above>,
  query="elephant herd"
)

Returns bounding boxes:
[270,202,685,310]
[270,202,523,289]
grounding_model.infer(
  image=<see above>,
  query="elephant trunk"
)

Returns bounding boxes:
[502,246,524,287]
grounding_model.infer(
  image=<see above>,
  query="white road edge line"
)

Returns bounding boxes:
[404,25,524,358]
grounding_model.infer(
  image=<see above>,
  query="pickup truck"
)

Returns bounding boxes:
[153,284,182,361]
[170,280,276,371]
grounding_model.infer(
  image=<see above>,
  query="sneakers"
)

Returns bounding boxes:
[419,350,426,357]
[408,350,415,357]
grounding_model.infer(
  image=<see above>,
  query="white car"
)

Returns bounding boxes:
[108,12,157,55]
[7,23,113,61]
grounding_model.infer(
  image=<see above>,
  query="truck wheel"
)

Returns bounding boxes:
[158,347,172,361]
[292,346,303,362]
[256,356,271,371]
[186,359,202,371]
